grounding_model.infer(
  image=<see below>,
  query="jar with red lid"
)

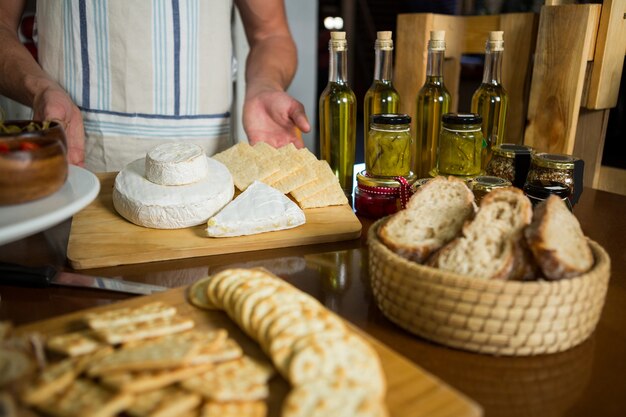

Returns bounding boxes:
[354,171,416,219]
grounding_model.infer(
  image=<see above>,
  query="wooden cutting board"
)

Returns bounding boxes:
[67,173,361,269]
[16,286,482,417]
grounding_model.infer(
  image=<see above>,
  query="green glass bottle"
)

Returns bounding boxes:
[364,31,400,139]
[319,31,357,195]
[413,30,451,178]
[471,31,509,169]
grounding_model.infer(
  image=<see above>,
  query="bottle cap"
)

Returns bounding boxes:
[375,31,393,50]
[429,30,445,51]
[487,31,504,52]
[330,31,347,51]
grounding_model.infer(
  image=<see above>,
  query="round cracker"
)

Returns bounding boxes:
[187,276,218,310]
[282,378,388,417]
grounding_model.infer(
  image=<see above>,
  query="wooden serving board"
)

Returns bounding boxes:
[67,173,362,269]
[16,286,482,417]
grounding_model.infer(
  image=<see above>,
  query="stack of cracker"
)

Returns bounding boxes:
[18,302,274,417]
[212,142,348,209]
[190,268,388,417]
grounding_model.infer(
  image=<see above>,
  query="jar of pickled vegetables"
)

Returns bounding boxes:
[366,114,412,177]
[437,113,483,177]
[354,171,416,219]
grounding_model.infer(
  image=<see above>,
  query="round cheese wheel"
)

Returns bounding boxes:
[113,158,234,229]
[145,142,209,186]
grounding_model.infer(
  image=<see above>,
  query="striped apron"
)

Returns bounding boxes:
[36,0,234,172]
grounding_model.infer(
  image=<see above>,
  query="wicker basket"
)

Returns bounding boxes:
[368,219,611,356]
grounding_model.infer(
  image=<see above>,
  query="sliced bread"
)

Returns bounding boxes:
[525,195,593,280]
[429,187,533,280]
[378,176,475,263]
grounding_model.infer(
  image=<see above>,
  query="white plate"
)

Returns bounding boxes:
[0,165,100,246]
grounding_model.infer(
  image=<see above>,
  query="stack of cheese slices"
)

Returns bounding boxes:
[212,142,348,209]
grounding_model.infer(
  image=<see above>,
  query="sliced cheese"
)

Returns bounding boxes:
[113,158,234,229]
[206,181,305,237]
[145,143,209,186]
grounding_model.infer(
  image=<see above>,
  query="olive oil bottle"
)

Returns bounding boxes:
[471,31,508,168]
[319,31,356,195]
[413,30,451,178]
[364,31,400,138]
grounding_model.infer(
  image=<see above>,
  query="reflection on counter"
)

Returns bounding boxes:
[305,250,363,311]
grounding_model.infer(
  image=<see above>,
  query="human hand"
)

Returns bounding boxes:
[32,86,85,166]
[243,89,310,149]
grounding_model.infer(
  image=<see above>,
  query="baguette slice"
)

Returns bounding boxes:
[378,176,475,263]
[430,187,533,280]
[525,195,593,280]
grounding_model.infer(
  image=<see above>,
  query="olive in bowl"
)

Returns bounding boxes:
[0,121,68,205]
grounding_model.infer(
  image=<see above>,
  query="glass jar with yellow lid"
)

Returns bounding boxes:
[485,143,533,185]
[366,113,412,177]
[437,113,483,177]
[354,171,416,218]
[468,175,512,202]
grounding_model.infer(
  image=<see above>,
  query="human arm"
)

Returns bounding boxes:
[0,0,84,166]
[234,0,310,148]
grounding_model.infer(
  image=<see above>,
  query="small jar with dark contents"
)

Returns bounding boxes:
[354,171,416,219]
[526,153,578,196]
[485,143,534,184]
[523,180,572,211]
[468,175,512,202]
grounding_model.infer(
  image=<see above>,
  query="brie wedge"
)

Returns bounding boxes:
[145,142,209,186]
[113,157,234,229]
[206,181,306,237]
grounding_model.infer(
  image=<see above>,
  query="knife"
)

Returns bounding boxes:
[0,263,167,295]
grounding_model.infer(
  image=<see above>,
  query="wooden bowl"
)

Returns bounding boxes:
[0,121,68,205]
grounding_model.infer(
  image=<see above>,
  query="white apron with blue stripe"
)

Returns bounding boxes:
[36,0,233,172]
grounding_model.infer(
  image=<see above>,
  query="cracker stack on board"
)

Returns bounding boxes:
[8,301,274,417]
[213,143,348,209]
[4,269,388,417]
[189,268,388,417]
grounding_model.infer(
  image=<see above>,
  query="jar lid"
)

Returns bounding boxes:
[469,176,512,192]
[370,113,411,125]
[413,177,433,189]
[357,171,416,188]
[523,180,570,199]
[532,153,578,170]
[442,113,482,125]
[492,143,534,158]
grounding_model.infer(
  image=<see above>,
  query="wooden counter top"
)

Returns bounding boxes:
[1,187,625,417]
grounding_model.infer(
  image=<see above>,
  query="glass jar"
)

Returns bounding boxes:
[468,175,512,202]
[412,177,432,192]
[525,153,578,196]
[485,143,534,184]
[437,113,483,177]
[354,171,416,219]
[366,113,412,177]
[523,180,572,211]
